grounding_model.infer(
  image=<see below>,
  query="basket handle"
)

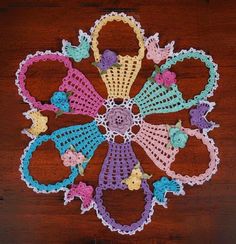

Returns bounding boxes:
[90,13,145,61]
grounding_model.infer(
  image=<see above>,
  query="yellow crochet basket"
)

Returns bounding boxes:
[90,12,145,99]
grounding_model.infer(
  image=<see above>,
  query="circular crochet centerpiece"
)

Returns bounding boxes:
[15,11,220,236]
[106,107,133,134]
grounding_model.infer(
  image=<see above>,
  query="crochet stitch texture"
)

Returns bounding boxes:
[15,12,220,235]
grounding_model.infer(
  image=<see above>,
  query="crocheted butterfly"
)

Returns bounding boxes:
[15,12,220,235]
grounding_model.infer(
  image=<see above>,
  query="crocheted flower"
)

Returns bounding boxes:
[169,122,188,149]
[50,91,70,113]
[61,146,87,175]
[106,107,133,134]
[93,49,120,73]
[122,163,152,191]
[154,70,177,88]
[123,176,142,191]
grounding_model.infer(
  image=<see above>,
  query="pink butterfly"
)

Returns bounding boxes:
[145,33,175,64]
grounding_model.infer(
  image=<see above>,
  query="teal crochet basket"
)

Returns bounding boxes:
[134,48,219,116]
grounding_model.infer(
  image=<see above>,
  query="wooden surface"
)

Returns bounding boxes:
[0,0,236,243]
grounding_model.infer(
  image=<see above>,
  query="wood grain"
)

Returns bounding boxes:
[0,0,236,243]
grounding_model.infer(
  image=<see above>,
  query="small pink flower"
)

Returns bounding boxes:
[61,149,86,167]
[154,70,177,88]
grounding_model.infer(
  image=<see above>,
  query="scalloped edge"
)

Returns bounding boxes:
[93,198,156,235]
[161,48,220,106]
[90,12,145,38]
[166,128,220,186]
[15,50,69,110]
[19,136,78,194]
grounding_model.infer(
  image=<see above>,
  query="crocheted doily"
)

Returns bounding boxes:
[15,12,220,235]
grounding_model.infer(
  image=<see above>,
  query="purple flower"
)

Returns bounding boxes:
[106,107,133,134]
[95,50,118,71]
[154,70,177,88]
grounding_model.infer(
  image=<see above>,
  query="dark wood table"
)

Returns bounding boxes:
[0,0,235,243]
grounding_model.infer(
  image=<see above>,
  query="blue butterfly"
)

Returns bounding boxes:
[153,177,184,208]
[62,30,91,62]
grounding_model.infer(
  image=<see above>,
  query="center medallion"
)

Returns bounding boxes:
[95,99,142,142]
[106,107,133,135]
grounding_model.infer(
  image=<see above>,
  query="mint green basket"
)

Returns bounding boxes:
[134,48,219,116]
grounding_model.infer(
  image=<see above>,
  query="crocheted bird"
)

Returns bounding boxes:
[145,33,175,64]
[189,102,217,131]
[22,109,48,138]
[153,177,184,208]
[62,30,91,62]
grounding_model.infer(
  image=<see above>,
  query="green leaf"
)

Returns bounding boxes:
[134,162,140,169]
[92,62,98,67]
[121,179,127,184]
[166,142,172,149]
[84,157,91,163]
[141,173,152,180]
[100,70,107,75]
[113,63,122,68]
[66,91,73,97]
[154,65,161,73]
[148,77,156,83]
[55,110,64,118]
[175,120,182,129]
[78,165,84,176]
[69,145,76,152]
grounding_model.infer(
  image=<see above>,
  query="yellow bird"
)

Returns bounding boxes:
[22,109,48,138]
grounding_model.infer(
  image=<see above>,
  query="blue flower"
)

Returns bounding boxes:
[50,91,70,112]
[153,177,184,207]
[169,127,188,148]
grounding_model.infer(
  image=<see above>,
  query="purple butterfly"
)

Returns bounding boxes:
[190,102,215,130]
